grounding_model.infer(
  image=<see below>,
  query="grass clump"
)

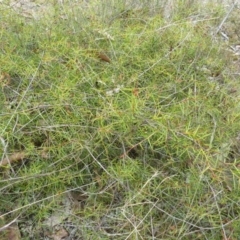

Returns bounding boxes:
[1,0,240,239]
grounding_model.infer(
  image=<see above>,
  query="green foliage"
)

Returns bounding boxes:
[0,0,240,239]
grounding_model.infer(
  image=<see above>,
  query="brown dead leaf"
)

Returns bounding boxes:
[97,52,111,63]
[68,191,88,202]
[0,72,11,87]
[132,88,139,97]
[0,152,25,167]
[7,223,21,240]
[51,228,68,240]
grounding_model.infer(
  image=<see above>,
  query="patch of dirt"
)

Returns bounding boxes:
[8,0,54,19]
